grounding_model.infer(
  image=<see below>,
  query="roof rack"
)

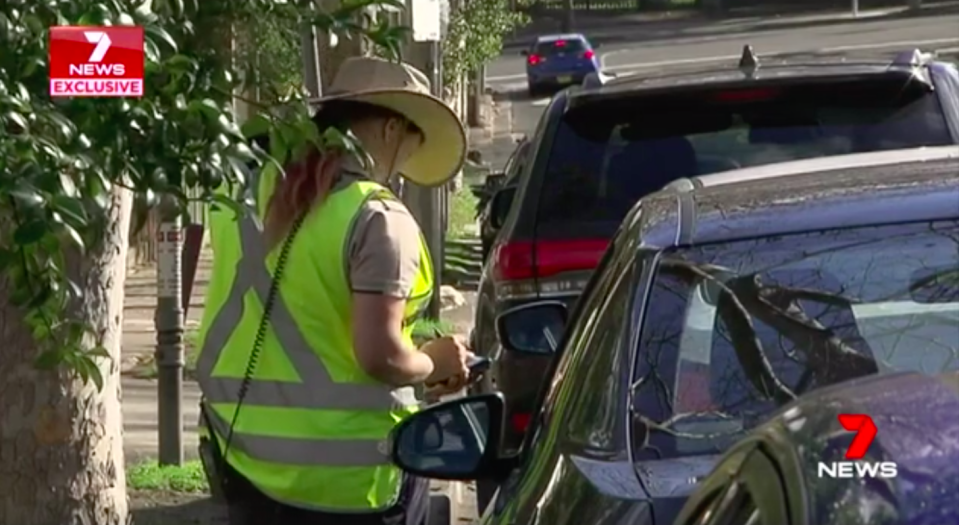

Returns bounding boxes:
[891,49,934,67]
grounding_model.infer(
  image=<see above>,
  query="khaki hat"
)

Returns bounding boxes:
[311,56,467,187]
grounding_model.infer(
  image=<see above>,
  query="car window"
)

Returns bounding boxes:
[505,142,530,184]
[534,38,587,56]
[536,78,951,230]
[632,220,959,459]
[562,265,636,451]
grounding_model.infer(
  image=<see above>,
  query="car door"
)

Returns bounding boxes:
[481,242,646,525]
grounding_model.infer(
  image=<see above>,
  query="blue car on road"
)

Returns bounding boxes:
[522,33,599,97]
[674,370,959,525]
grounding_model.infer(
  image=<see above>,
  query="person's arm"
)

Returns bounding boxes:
[352,293,434,386]
[347,198,435,386]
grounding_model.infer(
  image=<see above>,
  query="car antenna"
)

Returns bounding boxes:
[739,45,759,77]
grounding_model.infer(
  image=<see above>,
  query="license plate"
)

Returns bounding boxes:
[557,75,572,84]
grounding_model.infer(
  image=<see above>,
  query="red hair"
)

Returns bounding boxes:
[263,146,344,248]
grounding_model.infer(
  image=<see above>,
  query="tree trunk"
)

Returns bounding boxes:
[0,187,133,525]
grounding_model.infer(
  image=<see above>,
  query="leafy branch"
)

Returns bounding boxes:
[0,0,406,389]
[441,0,527,88]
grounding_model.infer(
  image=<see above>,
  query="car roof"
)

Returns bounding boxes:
[535,33,587,43]
[682,146,959,189]
[760,371,959,521]
[635,156,959,248]
[566,48,938,102]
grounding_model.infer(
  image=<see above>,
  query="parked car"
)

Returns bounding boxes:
[403,154,959,525]
[673,370,959,525]
[471,47,959,513]
[522,33,600,97]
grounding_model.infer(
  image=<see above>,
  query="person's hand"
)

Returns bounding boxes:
[420,334,472,386]
[424,374,469,403]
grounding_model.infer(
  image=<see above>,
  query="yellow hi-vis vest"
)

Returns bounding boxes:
[195,168,433,511]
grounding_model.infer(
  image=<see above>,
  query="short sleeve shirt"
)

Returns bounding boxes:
[336,171,424,298]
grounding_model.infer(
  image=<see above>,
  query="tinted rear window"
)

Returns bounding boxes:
[631,220,959,460]
[534,38,586,56]
[537,78,952,229]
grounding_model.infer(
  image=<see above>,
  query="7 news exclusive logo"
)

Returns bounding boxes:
[817,414,898,479]
[49,26,144,98]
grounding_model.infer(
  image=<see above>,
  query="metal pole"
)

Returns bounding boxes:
[851,0,859,17]
[562,0,575,32]
[425,38,444,320]
[155,197,184,466]
[302,26,322,98]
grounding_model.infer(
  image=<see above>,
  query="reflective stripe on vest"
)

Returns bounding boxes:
[195,212,416,467]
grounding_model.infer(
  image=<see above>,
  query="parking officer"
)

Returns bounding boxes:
[194,56,474,525]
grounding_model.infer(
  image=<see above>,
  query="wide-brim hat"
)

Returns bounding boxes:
[310,56,467,187]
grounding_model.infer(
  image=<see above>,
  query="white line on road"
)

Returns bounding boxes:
[489,38,959,83]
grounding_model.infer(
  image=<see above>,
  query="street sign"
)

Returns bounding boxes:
[412,0,441,42]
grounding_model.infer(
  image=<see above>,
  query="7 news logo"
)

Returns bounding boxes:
[48,26,144,98]
[817,414,898,479]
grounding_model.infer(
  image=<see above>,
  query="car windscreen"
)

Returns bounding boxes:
[630,220,959,460]
[536,78,951,232]
[534,38,586,56]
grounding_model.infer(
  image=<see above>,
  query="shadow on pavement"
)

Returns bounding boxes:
[130,491,227,525]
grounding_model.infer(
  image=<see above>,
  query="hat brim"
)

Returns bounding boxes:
[314,89,467,187]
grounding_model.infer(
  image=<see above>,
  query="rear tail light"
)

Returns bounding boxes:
[528,54,542,66]
[511,413,532,434]
[583,50,594,59]
[490,239,608,298]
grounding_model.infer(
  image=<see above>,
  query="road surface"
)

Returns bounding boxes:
[478,12,959,169]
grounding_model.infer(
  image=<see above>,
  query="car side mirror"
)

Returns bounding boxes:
[495,301,568,355]
[485,172,506,191]
[390,394,505,480]
[489,187,517,230]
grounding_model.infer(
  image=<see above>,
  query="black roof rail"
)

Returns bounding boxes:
[891,49,934,67]
[739,45,759,77]
[663,178,696,193]
[582,71,606,88]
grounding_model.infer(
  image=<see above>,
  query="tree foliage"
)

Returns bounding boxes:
[0,0,405,388]
[442,0,527,87]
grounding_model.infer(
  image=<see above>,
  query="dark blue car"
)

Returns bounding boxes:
[522,33,599,97]
[674,370,959,525]
[389,153,959,525]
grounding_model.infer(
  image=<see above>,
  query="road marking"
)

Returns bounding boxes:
[488,38,959,83]
[531,98,551,106]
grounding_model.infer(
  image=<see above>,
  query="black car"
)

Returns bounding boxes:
[673,370,959,525]
[471,46,959,510]
[395,155,959,525]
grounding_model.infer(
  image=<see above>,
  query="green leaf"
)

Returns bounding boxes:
[80,356,105,391]
[145,25,178,54]
[10,185,45,208]
[35,349,65,369]
[4,111,28,131]
[13,220,49,245]
[51,195,89,226]
[241,113,272,140]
